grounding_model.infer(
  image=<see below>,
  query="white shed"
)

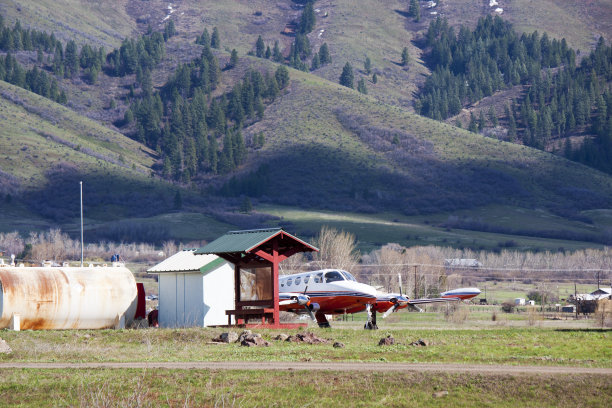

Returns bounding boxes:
[147,249,235,327]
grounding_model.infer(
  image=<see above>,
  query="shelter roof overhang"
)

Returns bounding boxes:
[195,228,318,265]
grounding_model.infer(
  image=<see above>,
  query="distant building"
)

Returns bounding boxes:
[444,259,482,268]
[148,249,235,328]
[515,298,526,306]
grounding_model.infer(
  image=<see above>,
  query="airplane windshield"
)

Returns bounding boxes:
[325,271,344,283]
[341,271,357,281]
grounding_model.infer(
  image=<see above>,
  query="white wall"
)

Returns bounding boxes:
[203,263,235,326]
[158,263,235,327]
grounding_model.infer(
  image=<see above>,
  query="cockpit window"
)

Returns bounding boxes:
[324,271,344,283]
[295,277,301,285]
[314,273,323,283]
[341,271,357,281]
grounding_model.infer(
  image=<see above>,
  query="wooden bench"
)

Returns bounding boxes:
[226,308,274,326]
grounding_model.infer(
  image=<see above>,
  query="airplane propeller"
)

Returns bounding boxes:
[382,273,409,319]
[302,286,317,322]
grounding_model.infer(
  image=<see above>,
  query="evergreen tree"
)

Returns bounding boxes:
[339,62,354,88]
[265,45,271,59]
[372,73,378,83]
[409,0,420,22]
[319,43,331,64]
[273,40,283,62]
[255,35,265,58]
[228,49,238,69]
[488,106,498,126]
[299,1,316,34]
[275,65,290,89]
[401,47,410,66]
[357,78,367,94]
[211,27,220,49]
[364,56,372,74]
[64,40,79,78]
[311,52,320,70]
[197,28,210,47]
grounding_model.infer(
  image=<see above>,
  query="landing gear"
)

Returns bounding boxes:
[315,311,331,328]
[364,304,378,330]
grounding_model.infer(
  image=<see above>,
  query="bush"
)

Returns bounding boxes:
[501,302,515,313]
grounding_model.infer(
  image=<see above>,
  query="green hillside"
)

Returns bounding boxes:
[0,0,611,249]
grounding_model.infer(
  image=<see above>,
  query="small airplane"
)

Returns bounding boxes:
[278,269,480,329]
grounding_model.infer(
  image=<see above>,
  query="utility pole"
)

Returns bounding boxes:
[80,181,83,267]
[574,282,578,319]
[413,265,418,298]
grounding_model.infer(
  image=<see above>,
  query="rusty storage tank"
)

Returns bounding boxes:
[0,266,138,330]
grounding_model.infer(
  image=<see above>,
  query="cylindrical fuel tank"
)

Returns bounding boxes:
[0,266,137,330]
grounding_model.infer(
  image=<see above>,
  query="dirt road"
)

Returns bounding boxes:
[1,361,611,375]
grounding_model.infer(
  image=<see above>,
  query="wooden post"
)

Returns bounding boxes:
[272,240,280,327]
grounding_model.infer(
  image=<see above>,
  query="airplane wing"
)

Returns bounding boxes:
[408,297,461,305]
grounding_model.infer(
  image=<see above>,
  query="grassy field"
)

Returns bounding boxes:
[1,318,609,366]
[1,311,610,407]
[0,369,610,407]
[260,204,606,252]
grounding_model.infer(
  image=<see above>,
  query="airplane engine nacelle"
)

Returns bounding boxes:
[296,295,310,306]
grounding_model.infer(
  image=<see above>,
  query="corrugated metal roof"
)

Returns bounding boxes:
[195,228,318,255]
[147,249,227,273]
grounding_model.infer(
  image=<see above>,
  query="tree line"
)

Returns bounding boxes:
[416,15,574,120]
[124,28,290,182]
[416,15,612,175]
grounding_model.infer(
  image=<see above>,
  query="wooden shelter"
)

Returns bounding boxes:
[195,228,318,328]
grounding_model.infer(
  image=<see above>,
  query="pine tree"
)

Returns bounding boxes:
[357,78,367,94]
[228,49,238,69]
[273,40,283,62]
[319,43,331,64]
[255,35,265,58]
[488,106,498,126]
[401,47,410,66]
[409,0,420,22]
[299,1,316,34]
[339,62,354,88]
[311,52,320,70]
[265,46,271,59]
[372,73,378,83]
[275,65,290,89]
[364,56,371,74]
[211,27,220,49]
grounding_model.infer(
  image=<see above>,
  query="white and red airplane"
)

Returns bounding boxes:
[278,269,480,329]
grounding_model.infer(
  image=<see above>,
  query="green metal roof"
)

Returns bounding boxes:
[195,228,318,255]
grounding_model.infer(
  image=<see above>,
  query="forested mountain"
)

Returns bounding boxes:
[0,0,611,249]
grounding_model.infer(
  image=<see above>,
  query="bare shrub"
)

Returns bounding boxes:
[0,231,24,256]
[313,226,359,273]
[444,303,469,324]
[527,307,541,326]
[594,300,612,328]
[279,252,307,275]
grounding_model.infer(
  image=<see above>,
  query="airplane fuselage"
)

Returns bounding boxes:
[279,269,377,315]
